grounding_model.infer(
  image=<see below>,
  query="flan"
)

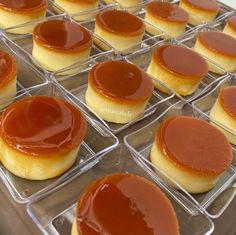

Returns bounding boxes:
[54,0,99,21]
[147,44,208,96]
[0,51,17,109]
[103,0,143,12]
[32,19,92,72]
[179,0,219,26]
[210,86,236,144]
[71,173,179,235]
[150,116,233,193]
[223,16,236,39]
[0,0,47,34]
[194,31,236,74]
[85,60,154,124]
[145,2,189,38]
[0,96,88,180]
[95,9,145,53]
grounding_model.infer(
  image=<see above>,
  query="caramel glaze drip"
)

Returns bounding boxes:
[153,44,208,78]
[96,9,145,36]
[33,20,92,53]
[88,60,154,103]
[77,173,179,235]
[0,0,47,12]
[219,86,236,119]
[0,96,88,156]
[147,2,189,23]
[0,50,17,88]
[228,16,236,31]
[199,31,236,57]
[182,0,219,11]
[156,116,232,175]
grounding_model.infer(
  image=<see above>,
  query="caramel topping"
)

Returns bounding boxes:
[88,60,154,102]
[153,44,208,78]
[219,86,236,119]
[0,0,47,12]
[199,31,236,57]
[33,20,92,53]
[182,0,219,11]
[228,16,236,32]
[0,96,88,156]
[77,173,179,235]
[96,9,145,36]
[0,51,17,88]
[147,2,189,23]
[157,116,232,175]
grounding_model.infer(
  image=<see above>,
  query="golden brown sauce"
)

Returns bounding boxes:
[199,31,236,57]
[147,2,189,22]
[33,20,92,53]
[228,16,236,31]
[0,51,17,88]
[0,0,47,12]
[153,44,208,78]
[77,173,179,235]
[0,96,88,156]
[182,0,219,11]
[96,9,145,36]
[88,60,154,102]
[157,116,232,175]
[220,86,236,119]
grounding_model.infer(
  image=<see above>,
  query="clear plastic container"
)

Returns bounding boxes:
[27,144,214,235]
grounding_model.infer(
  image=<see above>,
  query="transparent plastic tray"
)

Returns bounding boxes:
[27,144,214,235]
[125,36,229,103]
[213,10,236,32]
[0,83,119,203]
[124,100,236,219]
[52,54,175,134]
[192,75,236,150]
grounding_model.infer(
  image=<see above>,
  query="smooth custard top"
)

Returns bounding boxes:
[0,50,17,88]
[181,0,219,11]
[147,2,189,23]
[0,96,88,156]
[198,31,236,57]
[96,9,145,36]
[88,60,154,102]
[33,20,92,53]
[153,44,208,78]
[219,86,236,119]
[77,173,179,235]
[156,116,232,175]
[228,16,236,32]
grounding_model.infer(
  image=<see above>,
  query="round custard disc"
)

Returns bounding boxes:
[88,60,154,103]
[77,173,179,235]
[0,96,88,156]
[153,44,208,79]
[228,16,236,32]
[181,0,219,11]
[157,116,232,175]
[33,20,93,53]
[96,9,145,36]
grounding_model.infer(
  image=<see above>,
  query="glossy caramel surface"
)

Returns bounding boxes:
[0,96,88,156]
[0,50,17,88]
[153,44,208,78]
[228,16,236,31]
[77,173,179,235]
[33,20,92,53]
[147,2,189,22]
[220,86,236,119]
[156,116,232,175]
[88,60,154,102]
[182,0,219,11]
[96,9,145,36]
[199,31,236,57]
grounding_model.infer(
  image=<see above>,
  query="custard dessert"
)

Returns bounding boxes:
[150,116,233,193]
[210,86,236,144]
[223,16,236,39]
[85,60,154,124]
[145,2,189,38]
[32,19,92,72]
[0,96,88,180]
[71,173,179,235]
[147,44,208,96]
[194,31,236,74]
